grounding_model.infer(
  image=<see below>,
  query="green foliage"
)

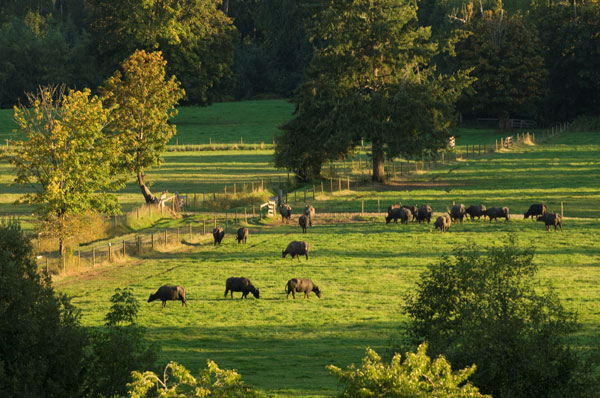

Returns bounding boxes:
[276,0,473,181]
[87,0,236,105]
[403,237,597,398]
[128,360,262,398]
[328,344,488,398]
[86,287,158,398]
[8,85,124,253]
[0,221,88,396]
[457,8,546,124]
[101,50,185,203]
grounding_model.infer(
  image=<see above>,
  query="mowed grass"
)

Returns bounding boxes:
[308,131,600,219]
[56,217,600,397]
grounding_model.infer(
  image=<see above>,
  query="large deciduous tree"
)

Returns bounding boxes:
[403,237,596,398]
[101,50,185,205]
[9,86,123,255]
[86,0,236,104]
[456,7,547,128]
[275,0,473,182]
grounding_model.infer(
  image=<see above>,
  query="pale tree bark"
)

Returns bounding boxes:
[371,140,386,183]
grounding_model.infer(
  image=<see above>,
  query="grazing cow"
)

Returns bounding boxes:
[417,205,433,223]
[466,204,487,221]
[402,205,418,221]
[387,204,402,215]
[148,285,187,308]
[280,203,292,224]
[282,241,310,260]
[224,277,260,299]
[537,213,562,231]
[386,207,403,224]
[285,278,322,299]
[236,227,248,244]
[524,203,547,220]
[212,227,225,245]
[484,206,510,222]
[450,203,466,223]
[399,207,413,224]
[299,215,308,233]
[434,214,451,232]
[303,205,316,227]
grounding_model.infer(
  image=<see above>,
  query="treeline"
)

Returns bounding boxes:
[1,1,599,123]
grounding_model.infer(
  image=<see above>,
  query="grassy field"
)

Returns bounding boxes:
[55,216,600,397]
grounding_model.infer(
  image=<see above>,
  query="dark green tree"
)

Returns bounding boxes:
[403,237,597,398]
[530,2,600,122]
[86,0,236,104]
[84,288,157,398]
[0,221,88,396]
[275,0,473,182]
[456,7,547,128]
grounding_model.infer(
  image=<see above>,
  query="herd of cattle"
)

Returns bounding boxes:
[385,202,562,232]
[147,201,562,307]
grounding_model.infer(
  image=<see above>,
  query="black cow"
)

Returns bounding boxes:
[450,203,466,223]
[402,205,418,221]
[484,206,510,222]
[466,204,487,221]
[148,285,187,308]
[282,241,310,260]
[387,204,402,215]
[285,278,322,299]
[537,213,563,231]
[212,227,225,245]
[224,277,260,299]
[399,207,413,224]
[299,215,308,233]
[416,205,432,223]
[386,207,402,224]
[303,205,316,227]
[236,227,248,244]
[280,203,292,224]
[524,203,547,220]
[434,214,451,232]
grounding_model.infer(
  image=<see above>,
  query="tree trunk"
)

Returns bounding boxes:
[371,140,385,183]
[137,172,158,204]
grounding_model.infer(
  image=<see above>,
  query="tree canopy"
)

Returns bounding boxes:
[403,237,594,398]
[9,85,123,254]
[101,50,185,204]
[275,0,474,182]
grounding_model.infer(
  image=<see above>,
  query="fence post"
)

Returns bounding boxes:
[93,248,96,267]
[137,236,141,255]
[330,178,333,192]
[164,230,167,246]
[78,250,81,267]
[151,233,154,249]
[244,208,247,223]
[361,200,364,215]
[189,224,192,241]
[177,227,180,243]
[378,198,380,213]
[321,182,324,194]
[214,215,217,229]
[204,219,206,235]
[108,243,112,262]
[347,176,350,190]
[561,201,564,220]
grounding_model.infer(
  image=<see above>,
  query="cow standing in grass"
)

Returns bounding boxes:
[466,205,487,221]
[282,241,310,260]
[236,227,248,244]
[285,278,322,299]
[537,213,562,231]
[299,215,309,233]
[434,214,451,232]
[224,277,260,299]
[524,203,547,220]
[280,203,292,224]
[148,285,187,308]
[485,206,510,222]
[213,227,225,245]
[417,205,432,223]
[303,205,315,227]
[450,203,466,223]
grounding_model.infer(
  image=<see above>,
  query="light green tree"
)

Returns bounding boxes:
[328,344,489,398]
[127,360,262,398]
[8,85,123,255]
[101,50,185,204]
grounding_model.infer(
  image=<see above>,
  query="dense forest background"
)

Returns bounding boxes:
[0,0,598,124]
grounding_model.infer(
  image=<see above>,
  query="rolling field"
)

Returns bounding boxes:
[55,217,600,397]
[2,100,600,396]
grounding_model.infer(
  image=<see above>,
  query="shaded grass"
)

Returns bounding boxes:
[56,217,600,397]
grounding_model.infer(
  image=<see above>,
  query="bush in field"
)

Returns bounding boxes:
[328,344,488,398]
[403,237,599,398]
[0,221,88,396]
[85,287,158,398]
[127,360,262,398]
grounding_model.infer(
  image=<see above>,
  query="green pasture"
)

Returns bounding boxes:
[56,216,600,397]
